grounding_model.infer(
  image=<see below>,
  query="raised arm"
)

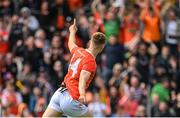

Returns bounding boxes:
[68,19,78,52]
[91,0,105,20]
[78,70,91,103]
[91,0,100,14]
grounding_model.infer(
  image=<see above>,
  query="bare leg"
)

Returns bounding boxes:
[42,107,62,117]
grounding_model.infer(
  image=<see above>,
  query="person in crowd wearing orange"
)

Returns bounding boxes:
[121,11,140,50]
[91,0,105,32]
[140,4,161,46]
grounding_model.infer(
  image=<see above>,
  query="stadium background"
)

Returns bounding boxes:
[0,0,180,117]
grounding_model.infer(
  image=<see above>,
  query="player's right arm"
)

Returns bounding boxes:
[68,19,78,52]
[78,70,91,103]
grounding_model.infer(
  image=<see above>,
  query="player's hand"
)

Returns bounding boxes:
[78,95,86,104]
[69,19,77,34]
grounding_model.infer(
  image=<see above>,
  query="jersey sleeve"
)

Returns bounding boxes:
[70,46,79,54]
[82,59,96,73]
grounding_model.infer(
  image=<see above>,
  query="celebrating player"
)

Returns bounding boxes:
[42,19,106,117]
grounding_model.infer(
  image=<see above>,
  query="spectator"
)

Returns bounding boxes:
[151,77,170,102]
[34,29,50,52]
[9,14,23,51]
[88,93,107,117]
[109,86,119,115]
[127,56,140,77]
[140,4,161,46]
[157,45,170,68]
[121,11,140,50]
[156,101,174,117]
[0,0,14,16]
[19,7,39,31]
[4,53,17,77]
[103,36,124,83]
[104,7,121,40]
[17,62,34,82]
[135,104,146,117]
[29,87,41,114]
[0,35,8,55]
[129,75,143,103]
[77,14,90,46]
[52,0,71,30]
[165,9,180,54]
[50,60,65,91]
[109,63,123,87]
[38,1,52,36]
[0,18,9,42]
[20,36,43,72]
[1,79,22,116]
[136,42,149,83]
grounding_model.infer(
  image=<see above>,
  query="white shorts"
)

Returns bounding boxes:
[47,87,89,117]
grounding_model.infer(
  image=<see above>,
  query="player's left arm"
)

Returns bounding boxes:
[78,70,91,103]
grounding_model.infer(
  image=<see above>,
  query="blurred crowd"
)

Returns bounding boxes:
[0,0,180,117]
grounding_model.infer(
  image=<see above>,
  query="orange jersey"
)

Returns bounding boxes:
[64,46,97,100]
